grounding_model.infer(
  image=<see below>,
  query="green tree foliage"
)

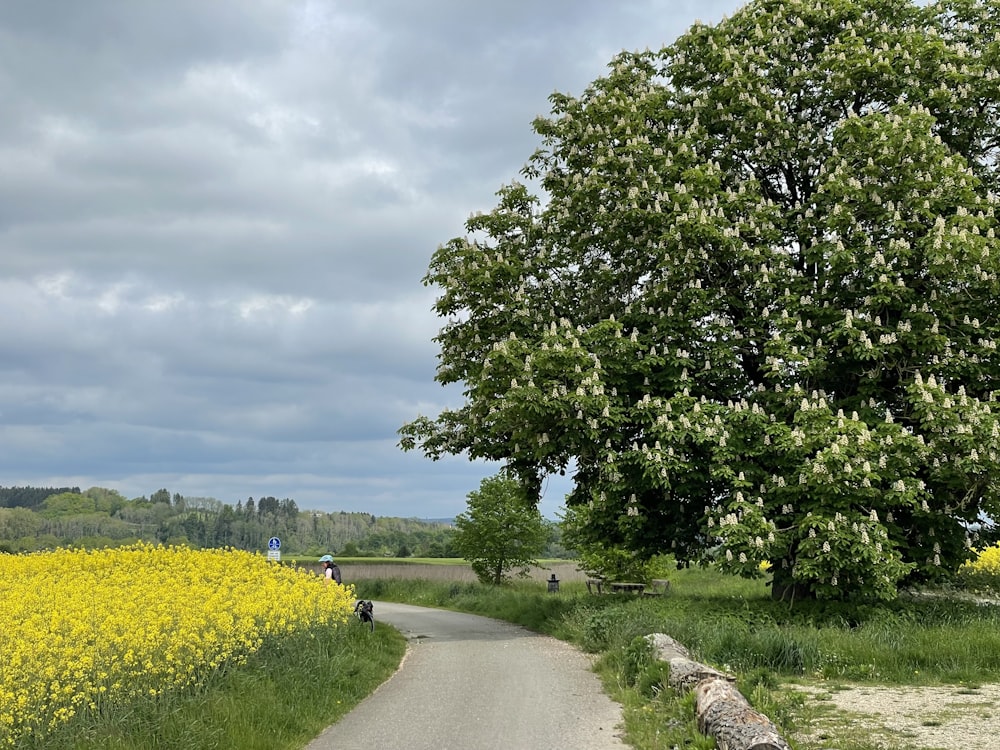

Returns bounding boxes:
[150,488,171,505]
[453,473,550,585]
[561,504,657,582]
[0,508,42,540]
[0,486,80,509]
[39,492,99,518]
[400,0,1000,600]
[256,496,280,517]
[83,487,128,515]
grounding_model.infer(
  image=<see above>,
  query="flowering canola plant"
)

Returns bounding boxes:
[964,544,1000,574]
[959,543,1000,593]
[0,544,355,746]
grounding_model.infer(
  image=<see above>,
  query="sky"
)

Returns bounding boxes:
[0,0,749,520]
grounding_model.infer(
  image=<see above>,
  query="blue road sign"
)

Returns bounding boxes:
[268,537,281,551]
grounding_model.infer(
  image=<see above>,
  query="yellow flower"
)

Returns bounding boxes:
[0,544,355,747]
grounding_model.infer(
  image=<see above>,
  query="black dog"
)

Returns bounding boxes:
[354,600,374,632]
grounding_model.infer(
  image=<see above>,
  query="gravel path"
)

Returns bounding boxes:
[304,602,628,750]
[791,682,1000,749]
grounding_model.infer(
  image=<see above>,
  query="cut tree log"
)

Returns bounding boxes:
[645,633,792,750]
[695,679,791,750]
[646,633,736,692]
[668,656,738,693]
[646,633,690,661]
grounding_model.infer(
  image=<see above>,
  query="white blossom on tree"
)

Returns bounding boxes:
[400,0,1000,601]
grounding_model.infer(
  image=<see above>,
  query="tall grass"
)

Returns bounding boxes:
[27,622,405,750]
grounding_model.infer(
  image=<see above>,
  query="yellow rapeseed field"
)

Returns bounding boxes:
[0,544,355,747]
[956,542,1000,595]
[964,542,1000,575]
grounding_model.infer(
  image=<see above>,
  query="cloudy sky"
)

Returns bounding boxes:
[0,0,748,519]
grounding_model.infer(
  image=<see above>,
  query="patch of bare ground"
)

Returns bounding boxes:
[788,682,1000,750]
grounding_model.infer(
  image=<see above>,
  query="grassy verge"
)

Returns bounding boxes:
[29,619,405,750]
[353,565,1000,750]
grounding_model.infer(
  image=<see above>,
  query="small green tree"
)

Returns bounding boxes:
[454,472,549,585]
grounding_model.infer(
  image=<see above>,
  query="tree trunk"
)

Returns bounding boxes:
[769,566,811,602]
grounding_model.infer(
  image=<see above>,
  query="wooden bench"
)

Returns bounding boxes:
[643,578,671,597]
[609,581,646,595]
[587,578,669,595]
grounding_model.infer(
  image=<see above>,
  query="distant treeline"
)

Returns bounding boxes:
[0,486,570,559]
[0,486,82,509]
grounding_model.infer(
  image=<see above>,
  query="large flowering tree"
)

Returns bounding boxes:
[400,0,1000,600]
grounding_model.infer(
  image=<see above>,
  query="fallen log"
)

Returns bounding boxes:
[695,678,791,750]
[668,656,738,693]
[646,633,736,692]
[646,633,791,750]
[646,633,690,661]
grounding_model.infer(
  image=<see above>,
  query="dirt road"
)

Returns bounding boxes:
[304,602,628,750]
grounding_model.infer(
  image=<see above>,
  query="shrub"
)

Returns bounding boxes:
[957,543,1000,593]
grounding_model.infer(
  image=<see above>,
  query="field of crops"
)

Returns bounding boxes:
[0,544,356,748]
[336,559,588,583]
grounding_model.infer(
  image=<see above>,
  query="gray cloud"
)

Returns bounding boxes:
[0,0,745,519]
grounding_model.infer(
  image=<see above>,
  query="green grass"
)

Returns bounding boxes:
[28,618,405,750]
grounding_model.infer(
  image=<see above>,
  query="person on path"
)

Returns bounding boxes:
[319,554,341,585]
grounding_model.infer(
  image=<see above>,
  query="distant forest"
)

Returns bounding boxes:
[0,486,569,559]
